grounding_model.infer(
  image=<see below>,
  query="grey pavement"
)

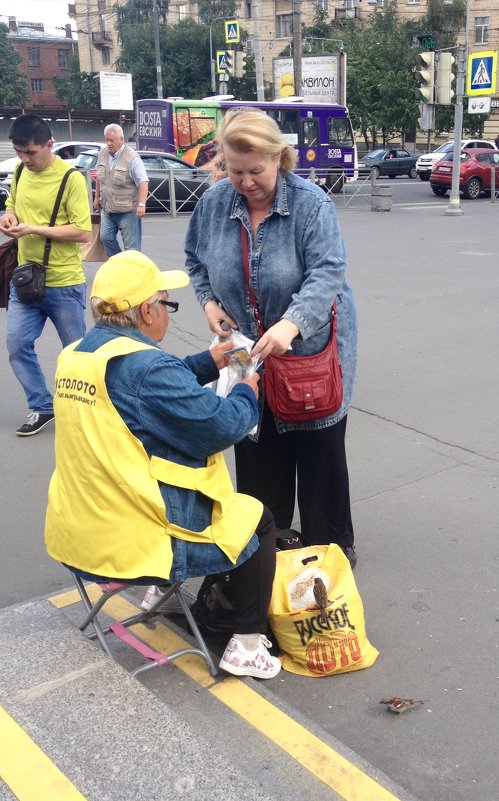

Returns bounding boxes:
[0,186,498,801]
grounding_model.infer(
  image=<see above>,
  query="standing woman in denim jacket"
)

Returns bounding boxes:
[185,110,358,568]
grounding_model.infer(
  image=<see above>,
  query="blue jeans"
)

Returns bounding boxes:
[100,210,141,256]
[7,283,87,414]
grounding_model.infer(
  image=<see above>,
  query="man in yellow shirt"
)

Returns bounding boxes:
[0,114,91,436]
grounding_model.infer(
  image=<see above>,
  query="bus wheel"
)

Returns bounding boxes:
[326,171,344,193]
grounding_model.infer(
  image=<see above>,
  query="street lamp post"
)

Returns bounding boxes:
[209,16,227,93]
[445,0,471,216]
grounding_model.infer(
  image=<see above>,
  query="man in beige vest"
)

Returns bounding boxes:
[94,124,148,257]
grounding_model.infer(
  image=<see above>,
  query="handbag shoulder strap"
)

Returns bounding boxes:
[42,167,77,267]
[240,222,264,337]
[240,221,337,339]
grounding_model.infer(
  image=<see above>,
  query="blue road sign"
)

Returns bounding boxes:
[225,20,240,44]
[467,51,497,96]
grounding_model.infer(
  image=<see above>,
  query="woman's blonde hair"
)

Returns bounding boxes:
[218,109,296,174]
[90,291,163,328]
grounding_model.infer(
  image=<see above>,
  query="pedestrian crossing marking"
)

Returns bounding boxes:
[472,59,491,86]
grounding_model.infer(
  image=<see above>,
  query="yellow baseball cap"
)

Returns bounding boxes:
[91,250,189,313]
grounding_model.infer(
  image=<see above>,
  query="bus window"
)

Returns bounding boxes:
[328,118,354,148]
[302,119,318,148]
[174,107,219,150]
[267,109,299,145]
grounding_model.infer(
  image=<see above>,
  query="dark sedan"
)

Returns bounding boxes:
[358,147,418,179]
[74,149,210,212]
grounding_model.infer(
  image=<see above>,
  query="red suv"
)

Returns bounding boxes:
[430,148,499,199]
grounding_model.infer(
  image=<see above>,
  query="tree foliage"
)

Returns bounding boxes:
[301,0,475,146]
[0,23,28,106]
[52,56,100,108]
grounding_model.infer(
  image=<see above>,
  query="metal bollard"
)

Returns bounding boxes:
[491,165,496,203]
[371,183,392,212]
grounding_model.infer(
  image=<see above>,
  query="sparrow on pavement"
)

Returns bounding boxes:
[380,697,424,714]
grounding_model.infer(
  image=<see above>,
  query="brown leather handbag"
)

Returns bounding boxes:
[240,225,343,422]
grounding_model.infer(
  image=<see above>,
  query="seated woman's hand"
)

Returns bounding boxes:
[204,300,237,337]
[252,319,299,360]
[209,339,236,369]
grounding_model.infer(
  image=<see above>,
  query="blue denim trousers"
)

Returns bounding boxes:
[100,210,141,257]
[6,283,87,414]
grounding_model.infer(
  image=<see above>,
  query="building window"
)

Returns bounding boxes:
[317,0,328,11]
[407,0,420,5]
[31,79,43,93]
[178,4,187,19]
[102,46,111,65]
[475,17,489,44]
[246,1,252,18]
[97,0,106,10]
[27,48,41,67]
[58,49,70,69]
[276,13,293,38]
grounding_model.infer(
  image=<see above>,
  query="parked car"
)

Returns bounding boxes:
[358,147,417,179]
[416,138,498,181]
[0,141,102,185]
[74,149,210,212]
[430,148,499,199]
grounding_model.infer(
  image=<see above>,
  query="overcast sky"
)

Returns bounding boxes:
[1,0,73,36]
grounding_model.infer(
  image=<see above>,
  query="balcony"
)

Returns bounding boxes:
[91,31,112,44]
[334,7,360,20]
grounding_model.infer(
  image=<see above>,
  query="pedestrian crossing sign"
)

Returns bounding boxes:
[225,19,240,44]
[467,51,497,96]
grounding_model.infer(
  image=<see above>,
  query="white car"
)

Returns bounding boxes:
[416,138,498,181]
[0,141,102,185]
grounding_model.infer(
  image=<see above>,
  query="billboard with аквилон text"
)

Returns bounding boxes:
[273,56,339,103]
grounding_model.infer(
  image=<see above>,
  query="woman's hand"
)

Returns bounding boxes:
[209,339,236,370]
[251,319,299,360]
[204,300,237,337]
[240,372,260,399]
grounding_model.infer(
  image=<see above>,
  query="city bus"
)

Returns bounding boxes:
[136,96,357,191]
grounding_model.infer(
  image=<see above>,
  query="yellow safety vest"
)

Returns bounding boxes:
[45,336,263,580]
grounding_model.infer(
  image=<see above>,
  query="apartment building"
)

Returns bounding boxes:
[70,0,499,111]
[6,17,78,108]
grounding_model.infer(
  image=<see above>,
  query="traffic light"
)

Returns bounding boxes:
[224,50,235,76]
[415,51,435,103]
[235,51,247,79]
[436,52,455,105]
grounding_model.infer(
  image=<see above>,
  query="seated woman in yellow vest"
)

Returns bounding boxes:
[45,250,281,680]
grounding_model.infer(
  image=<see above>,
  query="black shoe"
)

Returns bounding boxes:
[276,528,304,551]
[16,412,55,437]
[342,546,357,570]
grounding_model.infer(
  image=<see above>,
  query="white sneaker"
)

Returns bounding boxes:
[219,635,281,679]
[141,584,196,614]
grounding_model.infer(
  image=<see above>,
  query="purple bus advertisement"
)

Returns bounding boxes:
[136,97,357,191]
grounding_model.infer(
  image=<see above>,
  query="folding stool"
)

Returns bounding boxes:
[67,568,219,677]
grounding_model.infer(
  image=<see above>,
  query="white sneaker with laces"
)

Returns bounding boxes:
[140,584,197,614]
[219,635,281,679]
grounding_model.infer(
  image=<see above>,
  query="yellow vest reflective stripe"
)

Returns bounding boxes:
[45,336,263,580]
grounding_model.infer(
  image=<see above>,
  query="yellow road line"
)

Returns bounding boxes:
[0,706,87,801]
[50,587,402,801]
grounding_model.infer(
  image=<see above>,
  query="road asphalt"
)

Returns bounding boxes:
[0,187,497,801]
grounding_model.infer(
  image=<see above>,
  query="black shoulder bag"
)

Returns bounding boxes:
[12,168,76,304]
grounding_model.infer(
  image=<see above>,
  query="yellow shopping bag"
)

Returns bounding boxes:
[269,544,379,677]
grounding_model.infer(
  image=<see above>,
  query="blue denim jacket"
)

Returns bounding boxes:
[75,324,259,580]
[185,170,358,432]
